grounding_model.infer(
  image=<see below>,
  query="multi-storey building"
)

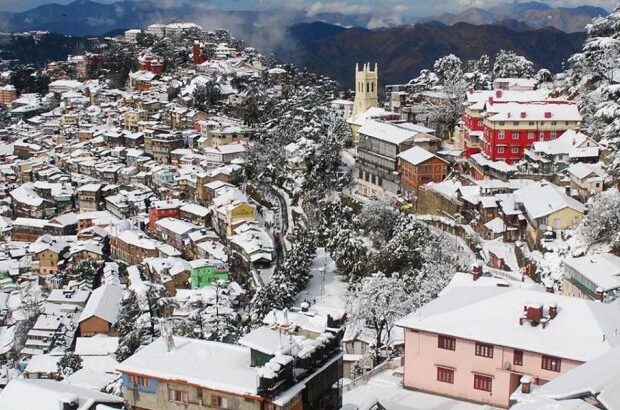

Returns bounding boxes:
[356,120,435,200]
[459,89,549,158]
[0,85,17,105]
[155,217,200,252]
[76,183,104,213]
[397,285,620,408]
[117,327,343,410]
[562,253,620,301]
[144,132,184,164]
[109,229,161,266]
[11,218,47,242]
[397,146,449,195]
[148,199,183,233]
[481,101,581,163]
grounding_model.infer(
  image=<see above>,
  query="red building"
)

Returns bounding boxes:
[148,199,182,233]
[138,52,164,75]
[192,41,206,65]
[481,101,581,163]
[460,89,550,159]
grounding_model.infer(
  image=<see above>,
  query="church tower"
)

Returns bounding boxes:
[352,62,379,121]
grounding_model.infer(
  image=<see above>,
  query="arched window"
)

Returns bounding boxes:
[371,82,374,93]
[366,82,369,93]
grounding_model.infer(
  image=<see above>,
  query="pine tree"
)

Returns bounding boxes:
[493,49,535,79]
[57,352,82,379]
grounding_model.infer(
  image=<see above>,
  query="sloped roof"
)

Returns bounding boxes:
[79,284,124,324]
[397,286,620,362]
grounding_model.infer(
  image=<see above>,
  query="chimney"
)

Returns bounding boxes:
[520,112,526,119]
[596,288,604,302]
[520,376,532,394]
[544,112,552,119]
[495,90,502,99]
[549,303,557,319]
[471,262,483,281]
[526,303,543,323]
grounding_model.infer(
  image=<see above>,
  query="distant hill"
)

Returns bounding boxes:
[423,1,606,33]
[282,22,586,87]
[0,32,95,66]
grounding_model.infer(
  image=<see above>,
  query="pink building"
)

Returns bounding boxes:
[396,285,620,408]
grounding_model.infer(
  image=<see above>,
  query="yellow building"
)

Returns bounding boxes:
[216,202,256,237]
[514,181,585,246]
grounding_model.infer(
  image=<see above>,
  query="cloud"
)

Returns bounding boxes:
[306,2,372,17]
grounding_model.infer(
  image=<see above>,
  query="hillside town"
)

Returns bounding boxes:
[0,4,617,410]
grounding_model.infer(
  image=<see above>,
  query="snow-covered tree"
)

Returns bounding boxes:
[250,223,317,322]
[433,54,464,85]
[558,7,620,171]
[355,200,401,245]
[346,272,415,365]
[578,188,620,250]
[535,68,553,85]
[114,290,154,362]
[314,197,355,245]
[74,260,98,284]
[57,352,82,379]
[464,55,493,90]
[327,228,370,280]
[193,82,221,111]
[407,69,440,92]
[493,49,535,79]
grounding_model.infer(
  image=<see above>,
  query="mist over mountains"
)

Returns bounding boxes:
[0,0,596,87]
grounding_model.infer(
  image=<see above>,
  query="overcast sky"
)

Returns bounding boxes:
[0,0,615,16]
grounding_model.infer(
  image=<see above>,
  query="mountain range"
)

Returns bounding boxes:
[0,0,608,36]
[422,1,606,33]
[284,22,586,87]
[0,0,595,88]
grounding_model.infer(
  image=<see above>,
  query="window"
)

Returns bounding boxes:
[551,121,557,126]
[514,349,523,366]
[542,355,561,372]
[513,121,519,126]
[129,375,149,387]
[168,389,189,403]
[512,146,519,153]
[497,147,505,153]
[438,335,456,351]
[437,367,454,384]
[211,396,229,408]
[512,132,519,140]
[475,342,494,358]
[498,131,505,139]
[474,374,493,392]
[499,121,505,126]
[550,132,557,139]
[528,131,535,139]
[528,121,535,126]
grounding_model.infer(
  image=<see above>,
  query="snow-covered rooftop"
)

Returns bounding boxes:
[79,284,124,324]
[116,336,259,396]
[0,379,124,410]
[397,286,620,362]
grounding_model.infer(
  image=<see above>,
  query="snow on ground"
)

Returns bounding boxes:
[342,367,486,410]
[295,247,347,310]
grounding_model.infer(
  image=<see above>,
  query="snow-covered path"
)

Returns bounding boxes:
[295,247,347,310]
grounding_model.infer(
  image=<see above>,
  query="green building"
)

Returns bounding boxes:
[189,259,229,288]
